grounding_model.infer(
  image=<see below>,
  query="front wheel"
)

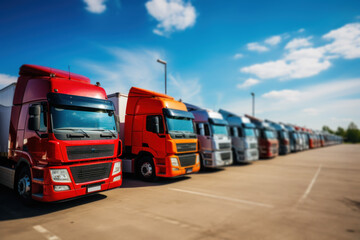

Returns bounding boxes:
[16,166,33,205]
[136,156,157,182]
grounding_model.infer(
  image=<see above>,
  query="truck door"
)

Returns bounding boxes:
[143,115,166,158]
[197,122,212,151]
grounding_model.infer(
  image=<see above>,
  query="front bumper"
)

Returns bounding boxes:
[237,148,259,162]
[32,160,122,202]
[156,154,200,178]
[201,150,233,168]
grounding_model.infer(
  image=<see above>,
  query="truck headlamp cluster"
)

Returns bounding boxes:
[196,154,200,164]
[50,169,71,183]
[112,161,121,176]
[170,157,179,167]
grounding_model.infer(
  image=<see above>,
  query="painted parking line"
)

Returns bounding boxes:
[168,187,274,208]
[33,225,61,240]
[297,164,322,205]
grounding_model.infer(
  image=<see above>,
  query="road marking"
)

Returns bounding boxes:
[33,225,61,240]
[297,164,322,205]
[168,188,274,208]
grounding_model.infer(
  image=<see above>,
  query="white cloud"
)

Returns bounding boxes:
[241,22,360,81]
[302,108,319,116]
[298,28,305,33]
[237,78,260,89]
[262,89,301,101]
[265,35,282,46]
[145,0,197,36]
[323,23,360,59]
[169,74,203,104]
[83,0,107,14]
[223,79,360,130]
[0,73,17,89]
[241,48,331,80]
[233,53,244,59]
[285,37,312,50]
[81,47,202,104]
[247,42,269,52]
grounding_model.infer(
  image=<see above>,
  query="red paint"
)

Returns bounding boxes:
[6,65,121,202]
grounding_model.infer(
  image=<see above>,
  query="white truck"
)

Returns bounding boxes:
[185,103,233,168]
[219,109,259,163]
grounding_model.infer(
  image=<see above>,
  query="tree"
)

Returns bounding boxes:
[335,127,346,137]
[346,122,360,143]
[322,125,334,134]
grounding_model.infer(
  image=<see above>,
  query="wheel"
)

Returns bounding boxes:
[16,166,33,205]
[136,156,156,182]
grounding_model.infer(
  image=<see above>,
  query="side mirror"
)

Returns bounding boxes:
[28,105,41,131]
[114,114,120,133]
[152,116,160,134]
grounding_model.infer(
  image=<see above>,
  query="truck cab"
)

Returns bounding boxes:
[246,115,279,159]
[283,124,301,152]
[108,87,200,181]
[265,120,290,155]
[219,109,258,163]
[0,65,122,203]
[185,104,233,168]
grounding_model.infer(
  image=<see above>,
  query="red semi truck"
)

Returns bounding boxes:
[0,65,122,203]
[245,114,279,159]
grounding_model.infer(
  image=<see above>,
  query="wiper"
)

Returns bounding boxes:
[55,128,89,138]
[100,129,116,138]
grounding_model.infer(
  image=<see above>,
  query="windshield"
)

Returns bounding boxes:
[264,130,275,139]
[165,117,194,133]
[51,107,116,131]
[244,127,255,137]
[280,130,289,139]
[211,124,228,136]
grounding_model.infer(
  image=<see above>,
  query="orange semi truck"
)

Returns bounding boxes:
[108,87,200,181]
[0,65,122,203]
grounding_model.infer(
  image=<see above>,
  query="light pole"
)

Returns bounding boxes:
[251,92,255,116]
[157,59,167,95]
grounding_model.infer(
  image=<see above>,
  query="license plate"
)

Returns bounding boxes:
[186,168,193,173]
[87,185,101,193]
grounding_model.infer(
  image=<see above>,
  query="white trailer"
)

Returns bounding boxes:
[0,83,16,188]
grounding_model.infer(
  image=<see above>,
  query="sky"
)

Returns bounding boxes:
[0,0,360,130]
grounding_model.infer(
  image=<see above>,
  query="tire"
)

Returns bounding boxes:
[16,166,33,205]
[136,156,157,182]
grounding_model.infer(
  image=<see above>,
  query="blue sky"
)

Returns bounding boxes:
[1,0,360,130]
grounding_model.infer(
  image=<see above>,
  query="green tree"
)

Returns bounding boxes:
[345,122,360,143]
[335,127,346,137]
[322,125,334,134]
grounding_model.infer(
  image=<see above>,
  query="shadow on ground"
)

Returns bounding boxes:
[0,185,107,221]
[121,173,191,188]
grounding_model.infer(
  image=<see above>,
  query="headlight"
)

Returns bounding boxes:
[196,154,200,164]
[112,161,121,175]
[170,157,179,167]
[50,169,71,183]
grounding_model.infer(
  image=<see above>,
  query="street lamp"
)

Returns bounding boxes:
[157,59,167,95]
[251,92,255,116]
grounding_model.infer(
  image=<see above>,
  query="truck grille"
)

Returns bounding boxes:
[219,143,231,150]
[67,144,114,160]
[176,143,197,152]
[178,154,196,167]
[70,162,112,183]
[250,143,257,149]
[221,152,231,160]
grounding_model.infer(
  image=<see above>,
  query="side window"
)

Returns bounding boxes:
[39,103,47,132]
[229,127,234,136]
[146,115,164,133]
[204,123,210,136]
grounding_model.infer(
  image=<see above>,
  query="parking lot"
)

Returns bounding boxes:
[1,144,359,240]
